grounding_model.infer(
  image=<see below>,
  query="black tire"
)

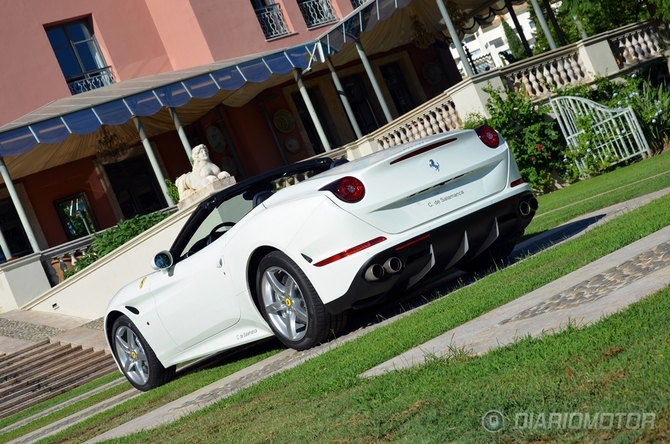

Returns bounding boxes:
[328,310,349,338]
[256,251,330,350]
[111,315,175,391]
[458,238,515,273]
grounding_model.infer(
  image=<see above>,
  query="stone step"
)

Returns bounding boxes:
[0,361,119,420]
[0,345,92,390]
[0,344,117,420]
[0,340,56,370]
[0,348,110,402]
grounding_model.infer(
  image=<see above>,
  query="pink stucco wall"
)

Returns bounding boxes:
[0,0,356,126]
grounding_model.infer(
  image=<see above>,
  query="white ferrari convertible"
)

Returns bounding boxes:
[105,126,538,390]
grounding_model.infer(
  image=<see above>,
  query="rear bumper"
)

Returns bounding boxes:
[325,190,536,314]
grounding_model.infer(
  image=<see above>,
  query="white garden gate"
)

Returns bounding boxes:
[550,96,651,175]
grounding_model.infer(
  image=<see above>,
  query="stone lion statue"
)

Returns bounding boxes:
[175,144,231,201]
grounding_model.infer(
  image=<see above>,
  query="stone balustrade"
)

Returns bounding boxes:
[335,19,667,157]
[501,45,590,99]
[375,95,462,149]
[608,21,664,68]
[39,236,95,286]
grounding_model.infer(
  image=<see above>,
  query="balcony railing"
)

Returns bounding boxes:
[350,0,367,8]
[255,4,290,39]
[299,0,337,28]
[67,66,115,95]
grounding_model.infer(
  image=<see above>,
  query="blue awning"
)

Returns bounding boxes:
[0,45,315,157]
[0,0,500,169]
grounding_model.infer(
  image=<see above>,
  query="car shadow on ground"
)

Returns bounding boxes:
[172,214,607,379]
[174,336,284,378]
[344,214,607,335]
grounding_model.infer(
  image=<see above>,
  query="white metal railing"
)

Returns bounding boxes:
[255,4,290,39]
[67,66,115,95]
[299,0,337,28]
[550,96,651,175]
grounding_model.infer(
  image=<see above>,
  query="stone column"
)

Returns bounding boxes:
[326,58,363,139]
[437,0,474,77]
[529,0,557,50]
[169,107,193,160]
[0,157,40,254]
[293,69,332,152]
[133,117,176,207]
[355,41,393,123]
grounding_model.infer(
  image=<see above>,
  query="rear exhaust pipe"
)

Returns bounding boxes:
[519,201,531,216]
[519,197,539,217]
[364,264,384,282]
[519,200,531,217]
[383,257,403,274]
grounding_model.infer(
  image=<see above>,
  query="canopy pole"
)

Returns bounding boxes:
[326,58,363,139]
[506,0,533,57]
[355,41,393,123]
[0,184,12,259]
[0,157,40,255]
[574,15,588,39]
[169,108,193,161]
[133,117,176,207]
[542,0,567,46]
[529,0,557,50]
[292,69,332,152]
[437,0,474,77]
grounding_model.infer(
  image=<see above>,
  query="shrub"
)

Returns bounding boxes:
[64,211,173,279]
[165,178,180,205]
[465,85,564,192]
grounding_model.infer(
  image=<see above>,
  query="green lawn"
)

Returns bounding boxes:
[32,155,670,443]
[527,150,670,237]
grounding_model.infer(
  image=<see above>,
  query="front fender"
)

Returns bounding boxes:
[105,273,178,366]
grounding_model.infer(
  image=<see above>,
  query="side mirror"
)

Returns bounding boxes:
[152,251,174,270]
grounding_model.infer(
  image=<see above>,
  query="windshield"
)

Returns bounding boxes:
[177,192,253,259]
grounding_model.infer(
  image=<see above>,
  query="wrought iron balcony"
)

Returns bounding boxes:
[350,0,367,8]
[67,66,115,95]
[299,0,337,28]
[255,4,290,39]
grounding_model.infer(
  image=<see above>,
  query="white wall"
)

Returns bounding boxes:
[23,205,197,320]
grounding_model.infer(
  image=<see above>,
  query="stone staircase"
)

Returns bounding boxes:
[0,339,117,419]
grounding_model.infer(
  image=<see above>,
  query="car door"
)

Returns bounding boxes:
[151,235,240,351]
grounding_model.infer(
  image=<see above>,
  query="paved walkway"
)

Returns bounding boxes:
[362,223,670,376]
[0,310,107,355]
[3,187,670,443]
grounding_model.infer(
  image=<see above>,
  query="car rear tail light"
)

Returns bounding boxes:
[475,125,500,148]
[321,176,366,203]
[395,233,430,251]
[314,236,387,267]
[510,178,524,187]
